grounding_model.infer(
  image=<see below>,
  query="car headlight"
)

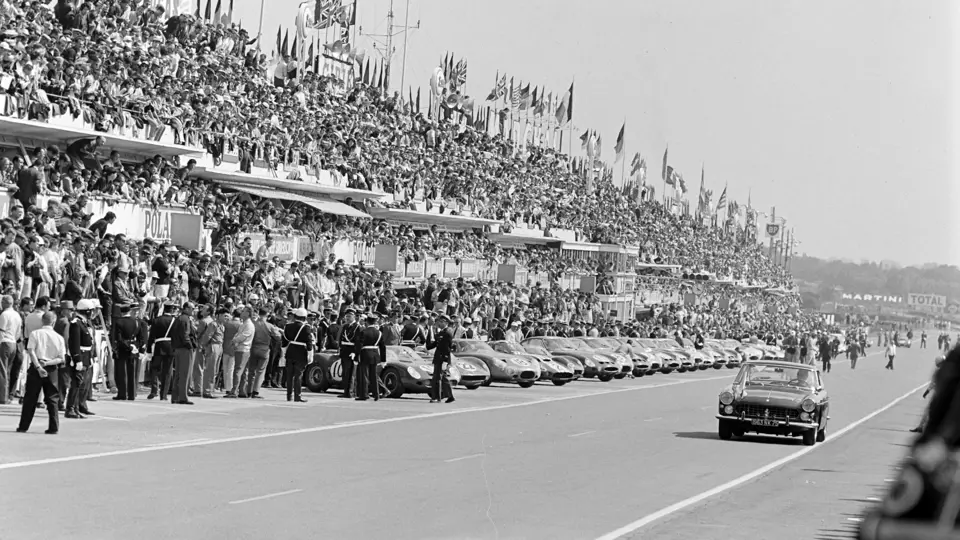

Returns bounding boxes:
[448,367,460,380]
[407,366,421,379]
[419,365,434,375]
[801,398,816,412]
[719,391,734,405]
[584,359,596,367]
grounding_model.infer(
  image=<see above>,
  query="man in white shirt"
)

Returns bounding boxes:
[225,306,255,398]
[885,342,897,370]
[505,321,522,343]
[0,295,22,404]
[16,311,65,434]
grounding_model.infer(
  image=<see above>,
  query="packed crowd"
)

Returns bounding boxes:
[0,0,817,436]
[0,0,789,285]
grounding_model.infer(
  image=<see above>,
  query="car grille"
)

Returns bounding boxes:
[520,370,537,379]
[461,375,486,383]
[553,372,574,380]
[736,404,800,420]
[621,366,632,373]
[603,366,619,372]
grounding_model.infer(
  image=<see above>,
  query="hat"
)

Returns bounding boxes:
[437,314,451,322]
[344,307,356,315]
[293,307,309,318]
[76,299,95,311]
[510,321,521,326]
[365,313,379,323]
[60,300,75,310]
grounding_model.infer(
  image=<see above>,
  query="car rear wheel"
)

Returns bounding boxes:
[518,381,535,388]
[464,384,481,390]
[718,420,734,441]
[802,430,816,446]
[632,369,645,377]
[660,368,674,374]
[713,365,723,370]
[677,367,687,373]
[598,374,614,382]
[303,363,327,393]
[646,370,657,376]
[551,380,568,386]
[614,373,626,380]
[380,368,404,399]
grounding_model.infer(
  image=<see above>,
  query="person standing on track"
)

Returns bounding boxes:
[169,301,198,405]
[849,339,861,370]
[65,299,95,419]
[819,333,833,373]
[426,314,455,404]
[885,340,897,370]
[354,313,385,401]
[282,307,314,403]
[146,302,176,400]
[16,311,65,435]
[111,303,142,401]
[337,308,359,399]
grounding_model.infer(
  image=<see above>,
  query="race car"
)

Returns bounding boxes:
[634,339,682,373]
[302,346,462,398]
[654,339,697,372]
[490,341,576,386]
[451,339,541,388]
[522,337,619,381]
[519,342,585,380]
[679,338,716,370]
[703,340,741,369]
[575,337,634,378]
[445,355,491,389]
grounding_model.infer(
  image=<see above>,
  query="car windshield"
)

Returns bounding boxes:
[740,363,817,389]
[456,340,494,352]
[637,339,658,348]
[493,342,525,354]
[569,338,595,351]
[658,339,681,349]
[592,338,620,348]
[540,338,578,351]
[681,338,695,347]
[386,347,422,363]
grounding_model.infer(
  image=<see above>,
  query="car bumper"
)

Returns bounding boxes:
[716,415,819,430]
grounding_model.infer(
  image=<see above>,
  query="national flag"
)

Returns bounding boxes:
[677,173,687,194]
[510,78,520,110]
[375,61,383,89]
[449,58,467,91]
[291,37,298,61]
[532,87,543,116]
[595,133,602,158]
[275,27,282,58]
[555,82,573,125]
[194,1,200,19]
[637,158,647,184]
[716,185,727,212]
[408,87,414,113]
[362,57,370,85]
[518,83,531,110]
[306,41,314,71]
[614,122,625,163]
[226,0,234,24]
[416,88,421,112]
[664,166,676,186]
[213,0,222,23]
[586,131,596,157]
[485,70,500,101]
[281,30,289,57]
[661,146,669,181]
[203,0,211,20]
[580,129,590,150]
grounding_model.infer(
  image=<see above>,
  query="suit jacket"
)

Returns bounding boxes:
[355,325,386,364]
[67,316,94,367]
[112,316,143,357]
[338,323,359,358]
[170,314,198,350]
[282,320,315,364]
[147,315,176,356]
[427,327,453,366]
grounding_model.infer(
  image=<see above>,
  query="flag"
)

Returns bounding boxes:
[595,133,602,159]
[375,61,383,89]
[449,58,467,91]
[485,70,500,101]
[580,129,590,150]
[677,174,687,194]
[698,165,706,215]
[362,57,370,85]
[226,0,234,24]
[194,1,200,19]
[408,87,414,113]
[555,82,573,125]
[586,130,596,157]
[275,27,282,58]
[416,88,420,112]
[442,53,450,81]
[661,146,669,181]
[203,0,211,20]
[314,0,345,29]
[291,37,298,61]
[213,0,222,23]
[510,78,520,110]
[518,83,531,110]
[665,166,676,186]
[532,87,542,115]
[630,153,643,177]
[614,122,625,163]
[716,185,727,212]
[281,30,289,57]
[306,41,314,71]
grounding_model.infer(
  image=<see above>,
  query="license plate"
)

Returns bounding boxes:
[751,419,779,427]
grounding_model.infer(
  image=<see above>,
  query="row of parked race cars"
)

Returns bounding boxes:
[302,336,787,399]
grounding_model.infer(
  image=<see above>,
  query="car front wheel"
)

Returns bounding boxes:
[802,429,816,446]
[518,381,535,388]
[718,420,734,440]
[303,363,327,393]
[552,380,568,386]
[598,374,614,382]
[816,427,826,442]
[380,368,404,399]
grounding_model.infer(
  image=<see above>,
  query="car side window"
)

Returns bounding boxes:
[529,339,542,347]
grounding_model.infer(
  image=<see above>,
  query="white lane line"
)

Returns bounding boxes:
[591,382,928,540]
[85,415,130,422]
[847,517,864,523]
[228,489,302,505]
[445,453,484,463]
[866,497,882,502]
[643,418,663,423]
[146,438,211,447]
[569,430,596,438]
[0,374,729,471]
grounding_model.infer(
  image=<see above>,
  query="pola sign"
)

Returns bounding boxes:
[907,293,947,310]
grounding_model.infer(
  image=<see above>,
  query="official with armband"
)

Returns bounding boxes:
[282,308,314,403]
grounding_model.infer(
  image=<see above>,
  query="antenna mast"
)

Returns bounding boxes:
[359,0,420,92]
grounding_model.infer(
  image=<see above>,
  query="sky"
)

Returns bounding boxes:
[228,0,957,267]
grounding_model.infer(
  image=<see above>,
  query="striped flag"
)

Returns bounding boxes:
[614,122,625,163]
[716,185,728,212]
[555,82,573,125]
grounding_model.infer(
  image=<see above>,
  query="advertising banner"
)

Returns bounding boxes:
[442,259,460,279]
[248,232,298,261]
[460,259,478,279]
[839,293,904,305]
[908,293,947,311]
[405,261,425,279]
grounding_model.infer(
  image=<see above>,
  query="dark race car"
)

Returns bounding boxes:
[302,346,462,398]
[716,360,830,446]
[490,341,576,386]
[522,337,619,382]
[519,342,585,380]
[451,339,541,388]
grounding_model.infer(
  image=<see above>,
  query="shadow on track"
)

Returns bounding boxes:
[672,431,803,445]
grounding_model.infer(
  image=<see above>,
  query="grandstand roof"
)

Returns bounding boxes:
[0,116,202,158]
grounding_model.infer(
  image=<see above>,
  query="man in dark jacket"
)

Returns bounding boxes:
[282,308,314,403]
[425,314,455,404]
[111,304,143,400]
[146,302,177,400]
[354,313,386,401]
[337,308,359,398]
[169,302,198,405]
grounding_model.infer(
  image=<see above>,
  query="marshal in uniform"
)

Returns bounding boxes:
[282,307,315,402]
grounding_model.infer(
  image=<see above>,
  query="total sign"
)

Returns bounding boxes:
[908,293,947,311]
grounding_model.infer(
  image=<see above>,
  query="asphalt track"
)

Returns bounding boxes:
[0,344,938,540]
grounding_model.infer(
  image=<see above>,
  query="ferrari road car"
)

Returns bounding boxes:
[452,339,541,388]
[490,341,576,386]
[302,346,463,398]
[716,360,829,446]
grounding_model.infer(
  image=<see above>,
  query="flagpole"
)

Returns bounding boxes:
[257,0,264,44]
[399,0,410,94]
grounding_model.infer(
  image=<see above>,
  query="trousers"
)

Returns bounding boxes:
[150,354,174,399]
[0,341,15,404]
[430,364,454,401]
[171,349,196,402]
[115,353,137,400]
[286,358,307,400]
[18,365,59,433]
[65,364,90,414]
[193,344,221,395]
[340,353,355,397]
[355,360,379,400]
[230,351,251,395]
[238,349,269,396]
